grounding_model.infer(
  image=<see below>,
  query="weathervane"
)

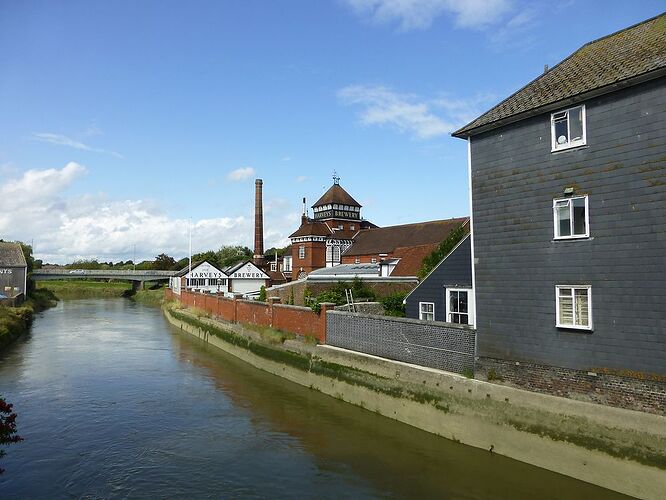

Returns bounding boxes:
[333,170,340,185]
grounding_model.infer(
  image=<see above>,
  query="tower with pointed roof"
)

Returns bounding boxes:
[289,175,376,278]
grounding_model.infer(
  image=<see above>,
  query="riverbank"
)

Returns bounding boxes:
[163,302,666,499]
[37,280,132,299]
[0,289,58,350]
[129,287,165,306]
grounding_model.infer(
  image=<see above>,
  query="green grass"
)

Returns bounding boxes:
[37,280,132,299]
[130,288,165,306]
[0,288,58,349]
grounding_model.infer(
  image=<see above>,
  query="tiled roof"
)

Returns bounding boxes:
[454,13,666,137]
[312,183,361,208]
[289,220,332,238]
[390,244,439,277]
[343,218,469,257]
[0,242,27,267]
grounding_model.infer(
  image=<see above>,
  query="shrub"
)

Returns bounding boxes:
[381,291,407,317]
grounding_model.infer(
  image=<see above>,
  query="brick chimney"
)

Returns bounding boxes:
[253,179,265,263]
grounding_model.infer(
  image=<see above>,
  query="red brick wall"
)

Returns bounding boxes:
[165,289,329,342]
[292,241,326,276]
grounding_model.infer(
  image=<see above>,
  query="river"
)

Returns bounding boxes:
[0,299,627,499]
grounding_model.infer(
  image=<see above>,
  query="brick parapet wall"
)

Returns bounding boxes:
[165,289,327,342]
[476,357,666,416]
[266,280,415,306]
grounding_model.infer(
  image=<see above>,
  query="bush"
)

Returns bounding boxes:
[418,223,467,279]
[258,286,266,302]
[381,291,407,317]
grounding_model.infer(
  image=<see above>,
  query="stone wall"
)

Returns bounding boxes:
[476,357,666,416]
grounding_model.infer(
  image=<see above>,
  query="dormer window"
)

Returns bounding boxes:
[551,105,586,151]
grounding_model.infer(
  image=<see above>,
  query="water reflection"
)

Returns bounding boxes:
[0,299,627,499]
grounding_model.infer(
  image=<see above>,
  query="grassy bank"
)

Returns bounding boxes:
[130,287,165,306]
[0,289,58,350]
[37,280,132,299]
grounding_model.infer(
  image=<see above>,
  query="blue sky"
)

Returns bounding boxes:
[1,0,663,263]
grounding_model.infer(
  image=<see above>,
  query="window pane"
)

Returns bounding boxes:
[559,289,573,325]
[569,107,583,142]
[556,201,571,236]
[449,291,458,313]
[575,289,589,326]
[451,313,462,324]
[554,116,568,146]
[572,197,587,235]
[458,291,468,313]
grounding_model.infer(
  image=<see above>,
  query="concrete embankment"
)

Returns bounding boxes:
[163,305,666,499]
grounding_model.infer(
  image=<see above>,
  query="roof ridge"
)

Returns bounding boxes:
[578,11,665,49]
[453,13,666,137]
[367,217,468,230]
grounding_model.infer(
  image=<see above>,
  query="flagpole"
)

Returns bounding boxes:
[188,218,192,276]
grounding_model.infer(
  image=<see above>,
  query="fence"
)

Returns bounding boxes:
[165,289,331,342]
[326,310,476,374]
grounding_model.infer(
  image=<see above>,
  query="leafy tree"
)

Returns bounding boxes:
[216,246,252,268]
[0,396,23,474]
[258,285,266,302]
[418,224,467,279]
[153,254,177,270]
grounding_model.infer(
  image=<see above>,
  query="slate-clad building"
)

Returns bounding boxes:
[453,15,666,375]
[404,234,473,325]
[0,242,28,300]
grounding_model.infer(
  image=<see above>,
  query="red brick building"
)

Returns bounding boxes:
[289,178,376,278]
[341,218,469,276]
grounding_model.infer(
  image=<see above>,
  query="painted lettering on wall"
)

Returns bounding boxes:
[0,269,13,274]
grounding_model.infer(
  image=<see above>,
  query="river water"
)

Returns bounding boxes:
[0,299,627,499]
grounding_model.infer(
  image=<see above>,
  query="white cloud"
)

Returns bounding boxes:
[281,156,292,162]
[32,132,123,159]
[340,85,487,139]
[0,163,296,263]
[226,167,256,182]
[344,0,513,31]
[296,175,308,183]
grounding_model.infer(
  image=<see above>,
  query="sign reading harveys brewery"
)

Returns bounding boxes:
[0,269,13,274]
[229,262,268,280]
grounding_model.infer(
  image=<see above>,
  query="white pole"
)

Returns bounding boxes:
[188,218,192,276]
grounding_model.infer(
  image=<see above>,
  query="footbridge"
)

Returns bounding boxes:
[32,269,177,289]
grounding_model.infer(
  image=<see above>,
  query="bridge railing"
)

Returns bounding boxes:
[33,269,177,277]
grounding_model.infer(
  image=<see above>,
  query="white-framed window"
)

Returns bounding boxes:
[553,195,589,239]
[338,224,344,230]
[299,245,305,259]
[270,262,277,272]
[446,288,475,325]
[556,285,592,330]
[370,257,377,264]
[350,224,355,231]
[551,105,586,151]
[283,256,292,272]
[419,302,435,321]
[354,257,360,264]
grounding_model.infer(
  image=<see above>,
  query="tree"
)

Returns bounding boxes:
[0,396,23,474]
[152,254,177,270]
[216,246,253,268]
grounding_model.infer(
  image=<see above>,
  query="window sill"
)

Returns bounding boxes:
[556,324,593,333]
[551,144,588,154]
[553,236,592,242]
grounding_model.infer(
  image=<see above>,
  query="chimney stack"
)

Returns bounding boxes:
[254,179,265,263]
